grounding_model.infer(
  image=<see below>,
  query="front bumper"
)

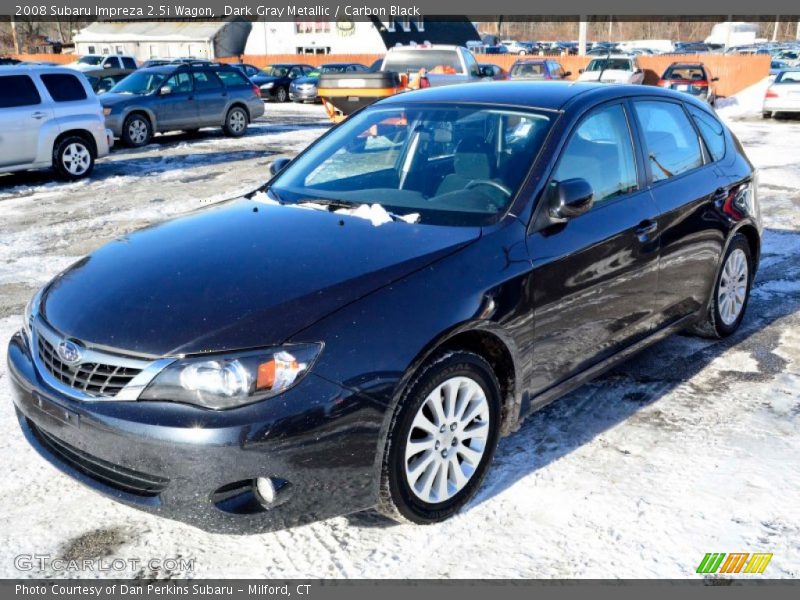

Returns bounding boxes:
[7,331,385,533]
[104,113,124,138]
[289,88,318,102]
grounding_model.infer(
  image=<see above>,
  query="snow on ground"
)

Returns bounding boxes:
[0,98,798,579]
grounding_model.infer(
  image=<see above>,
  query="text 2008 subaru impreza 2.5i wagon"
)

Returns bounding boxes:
[8,82,761,533]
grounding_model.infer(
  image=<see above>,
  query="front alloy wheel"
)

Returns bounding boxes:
[122,115,151,147]
[378,351,501,524]
[275,86,288,103]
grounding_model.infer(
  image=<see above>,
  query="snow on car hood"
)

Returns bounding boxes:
[40,199,479,356]
[577,70,635,83]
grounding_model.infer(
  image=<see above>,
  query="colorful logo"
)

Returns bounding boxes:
[696,553,773,574]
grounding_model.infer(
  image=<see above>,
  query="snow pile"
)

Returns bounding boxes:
[716,77,770,118]
[334,203,420,226]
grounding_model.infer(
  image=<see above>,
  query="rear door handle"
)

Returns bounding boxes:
[31,111,47,119]
[636,219,658,242]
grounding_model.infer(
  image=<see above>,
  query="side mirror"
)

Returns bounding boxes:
[480,66,495,77]
[269,157,291,177]
[563,71,572,78]
[634,68,643,74]
[159,85,172,95]
[578,68,585,74]
[548,178,594,220]
[712,77,719,82]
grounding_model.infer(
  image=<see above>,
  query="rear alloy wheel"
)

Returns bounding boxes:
[692,234,753,338]
[53,136,94,180]
[122,114,151,147]
[223,106,248,137]
[275,86,289,103]
[378,351,501,524]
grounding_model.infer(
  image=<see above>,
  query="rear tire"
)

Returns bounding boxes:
[223,106,248,137]
[377,351,501,524]
[52,136,94,180]
[690,234,753,338]
[275,86,289,103]
[762,111,772,119]
[121,114,152,147]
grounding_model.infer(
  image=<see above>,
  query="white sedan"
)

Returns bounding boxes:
[577,55,645,85]
[763,69,800,118]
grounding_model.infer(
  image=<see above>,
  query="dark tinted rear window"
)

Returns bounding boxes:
[41,74,88,102]
[216,69,249,87]
[0,75,41,108]
[122,57,137,69]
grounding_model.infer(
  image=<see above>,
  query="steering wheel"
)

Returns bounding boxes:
[465,179,513,198]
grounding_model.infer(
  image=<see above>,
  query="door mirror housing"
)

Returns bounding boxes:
[711,76,719,82]
[159,85,172,95]
[578,68,585,74]
[548,178,594,220]
[563,71,572,78]
[269,157,291,177]
[480,65,495,77]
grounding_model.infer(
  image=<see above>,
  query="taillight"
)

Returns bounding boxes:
[252,84,260,97]
[765,89,779,98]
[419,76,431,89]
[658,79,670,87]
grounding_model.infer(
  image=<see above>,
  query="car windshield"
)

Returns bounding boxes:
[269,104,553,226]
[383,50,464,74]
[109,71,166,94]
[665,66,705,80]
[775,71,800,84]
[78,56,103,66]
[510,62,546,79]
[587,58,633,71]
[261,66,290,77]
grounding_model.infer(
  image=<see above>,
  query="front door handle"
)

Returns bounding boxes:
[636,219,658,242]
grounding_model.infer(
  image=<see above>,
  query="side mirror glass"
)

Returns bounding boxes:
[269,157,291,177]
[548,178,594,220]
[159,85,172,95]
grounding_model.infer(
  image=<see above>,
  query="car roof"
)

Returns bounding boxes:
[376,81,692,112]
[513,59,549,64]
[0,64,80,75]
[667,62,705,68]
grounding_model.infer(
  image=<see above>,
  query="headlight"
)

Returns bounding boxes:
[261,82,274,89]
[22,288,42,341]
[139,344,322,410]
[102,107,112,116]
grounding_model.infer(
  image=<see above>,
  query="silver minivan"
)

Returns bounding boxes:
[0,65,112,180]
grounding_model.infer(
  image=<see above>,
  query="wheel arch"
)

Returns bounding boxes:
[227,101,250,121]
[123,108,156,132]
[53,129,97,159]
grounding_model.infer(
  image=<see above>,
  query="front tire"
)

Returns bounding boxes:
[377,351,501,524]
[275,86,289,103]
[691,234,753,338]
[52,136,94,180]
[121,114,152,147]
[223,106,248,137]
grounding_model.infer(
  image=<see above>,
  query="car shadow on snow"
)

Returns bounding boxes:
[0,149,274,192]
[348,227,800,528]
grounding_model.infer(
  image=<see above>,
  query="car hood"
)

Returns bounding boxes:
[292,76,319,86]
[41,199,480,357]
[577,70,633,83]
[100,92,144,108]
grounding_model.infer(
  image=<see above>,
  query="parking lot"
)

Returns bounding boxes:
[0,100,798,578]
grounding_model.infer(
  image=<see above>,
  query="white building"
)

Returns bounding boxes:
[73,21,251,61]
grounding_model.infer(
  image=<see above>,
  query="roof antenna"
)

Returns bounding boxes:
[597,46,611,83]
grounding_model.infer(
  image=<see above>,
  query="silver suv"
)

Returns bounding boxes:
[0,65,112,180]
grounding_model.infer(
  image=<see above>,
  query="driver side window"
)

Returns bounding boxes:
[551,104,638,206]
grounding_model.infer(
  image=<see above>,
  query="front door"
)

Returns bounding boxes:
[527,102,660,394]
[154,71,195,131]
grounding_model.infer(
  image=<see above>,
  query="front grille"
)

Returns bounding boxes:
[29,420,169,497]
[37,335,141,398]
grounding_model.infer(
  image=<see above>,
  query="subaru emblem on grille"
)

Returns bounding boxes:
[56,340,82,365]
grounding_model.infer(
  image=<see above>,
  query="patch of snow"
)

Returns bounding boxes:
[334,203,420,226]
[716,78,770,118]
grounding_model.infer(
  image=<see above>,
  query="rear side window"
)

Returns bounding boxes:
[41,74,88,102]
[633,100,703,183]
[688,106,726,162]
[0,75,41,108]
[216,70,249,87]
[193,71,223,91]
[551,103,638,205]
[122,57,137,70]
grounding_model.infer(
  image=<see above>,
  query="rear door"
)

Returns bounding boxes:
[0,74,49,167]
[192,70,227,124]
[527,101,660,393]
[631,98,727,327]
